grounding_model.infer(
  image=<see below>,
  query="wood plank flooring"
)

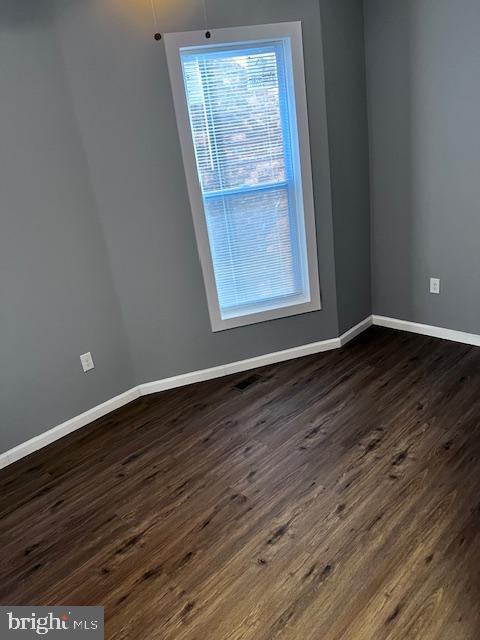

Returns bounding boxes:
[2,326,480,639]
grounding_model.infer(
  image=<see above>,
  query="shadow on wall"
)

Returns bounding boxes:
[368,0,480,332]
[0,0,201,33]
[367,0,417,322]
[104,0,202,31]
[0,0,53,27]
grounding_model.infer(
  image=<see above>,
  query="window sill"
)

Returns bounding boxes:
[211,296,321,332]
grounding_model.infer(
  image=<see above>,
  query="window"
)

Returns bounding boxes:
[165,22,320,331]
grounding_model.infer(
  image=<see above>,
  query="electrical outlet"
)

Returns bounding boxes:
[430,277,440,295]
[80,352,95,373]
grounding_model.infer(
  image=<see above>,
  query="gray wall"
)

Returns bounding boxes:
[0,0,371,453]
[0,1,134,450]
[365,0,480,333]
[54,0,342,385]
[320,0,371,333]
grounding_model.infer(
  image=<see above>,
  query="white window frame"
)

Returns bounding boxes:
[165,22,321,332]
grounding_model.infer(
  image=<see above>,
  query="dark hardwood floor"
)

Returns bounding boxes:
[2,326,480,639]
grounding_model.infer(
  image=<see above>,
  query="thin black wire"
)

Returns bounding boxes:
[150,0,210,39]
[202,0,209,30]
[150,0,162,39]
[150,0,158,29]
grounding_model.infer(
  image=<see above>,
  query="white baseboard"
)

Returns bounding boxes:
[372,315,480,347]
[134,317,372,397]
[138,337,341,396]
[0,388,140,470]
[0,452,10,471]
[5,313,479,471]
[339,316,373,345]
[0,317,372,471]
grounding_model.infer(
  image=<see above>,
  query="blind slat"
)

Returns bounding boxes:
[181,41,306,316]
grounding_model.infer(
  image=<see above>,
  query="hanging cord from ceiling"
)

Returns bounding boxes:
[150,0,161,40]
[202,0,211,38]
[152,0,212,41]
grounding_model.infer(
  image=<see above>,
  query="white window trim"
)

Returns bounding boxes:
[164,21,321,332]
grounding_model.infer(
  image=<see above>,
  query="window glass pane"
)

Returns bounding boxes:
[204,187,299,311]
[181,39,309,320]
[182,45,287,193]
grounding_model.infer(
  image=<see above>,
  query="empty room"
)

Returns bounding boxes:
[2,0,480,638]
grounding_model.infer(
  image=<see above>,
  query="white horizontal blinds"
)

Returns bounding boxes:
[204,188,295,310]
[181,41,307,317]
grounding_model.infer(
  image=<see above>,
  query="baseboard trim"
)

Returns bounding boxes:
[0,388,140,470]
[339,316,373,345]
[139,316,373,397]
[0,452,10,471]
[0,317,373,470]
[6,313,478,471]
[372,315,480,347]
[138,337,340,396]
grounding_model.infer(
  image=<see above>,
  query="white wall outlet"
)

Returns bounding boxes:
[80,352,95,373]
[430,277,440,294]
